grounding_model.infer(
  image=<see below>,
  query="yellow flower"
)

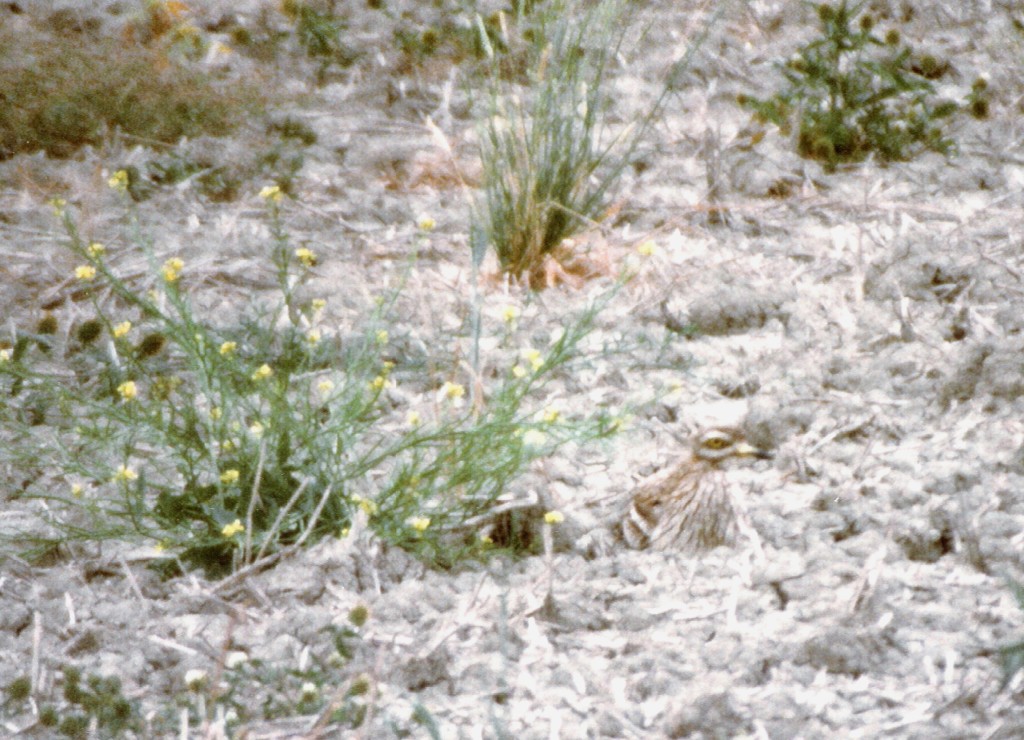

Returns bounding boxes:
[0,349,11,364]
[252,364,273,381]
[375,330,388,345]
[311,298,327,312]
[369,375,386,391]
[249,421,265,438]
[113,321,132,339]
[479,532,493,545]
[406,410,421,427]
[209,406,222,420]
[161,257,184,283]
[219,341,237,356]
[522,428,547,448]
[71,483,84,498]
[416,214,436,231]
[501,305,520,324]
[409,516,431,532]
[117,380,138,401]
[512,364,527,378]
[49,197,67,216]
[222,519,245,538]
[441,381,465,400]
[220,469,240,485]
[259,185,283,203]
[541,406,560,423]
[113,465,138,483]
[295,247,317,267]
[75,265,97,281]
[522,348,544,371]
[87,242,105,258]
[351,495,378,516]
[636,239,659,257]
[306,328,321,345]
[544,510,565,525]
[108,170,129,192]
[318,378,335,396]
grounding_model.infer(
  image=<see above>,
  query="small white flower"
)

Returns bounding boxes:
[185,669,208,691]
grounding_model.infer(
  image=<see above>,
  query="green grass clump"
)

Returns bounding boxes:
[0,23,265,160]
[470,0,651,287]
[0,185,622,576]
[740,1,959,171]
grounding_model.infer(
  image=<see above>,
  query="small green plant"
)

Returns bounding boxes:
[470,0,652,287]
[140,117,315,203]
[281,0,359,83]
[965,75,991,120]
[1,184,622,575]
[172,602,439,735]
[740,1,958,171]
[2,666,141,738]
[391,2,517,71]
[179,606,373,733]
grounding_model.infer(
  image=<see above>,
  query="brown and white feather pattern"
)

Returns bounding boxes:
[622,427,771,553]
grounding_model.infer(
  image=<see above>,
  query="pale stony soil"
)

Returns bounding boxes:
[3,0,1024,737]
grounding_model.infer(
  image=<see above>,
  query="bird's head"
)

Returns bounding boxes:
[691,426,773,465]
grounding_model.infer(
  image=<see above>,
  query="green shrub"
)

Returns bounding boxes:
[0,185,622,575]
[740,1,958,171]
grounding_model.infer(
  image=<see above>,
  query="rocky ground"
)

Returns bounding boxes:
[3,0,1024,737]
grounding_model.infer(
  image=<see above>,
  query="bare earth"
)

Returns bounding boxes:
[2,0,1024,737]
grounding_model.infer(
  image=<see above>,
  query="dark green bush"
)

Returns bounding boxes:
[741,1,958,171]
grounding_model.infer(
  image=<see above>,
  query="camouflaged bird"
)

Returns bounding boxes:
[622,426,773,552]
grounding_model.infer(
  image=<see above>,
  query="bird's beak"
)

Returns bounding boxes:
[734,442,773,460]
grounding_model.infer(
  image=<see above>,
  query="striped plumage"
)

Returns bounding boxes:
[622,426,772,552]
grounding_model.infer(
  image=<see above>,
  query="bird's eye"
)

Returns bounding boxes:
[704,437,730,450]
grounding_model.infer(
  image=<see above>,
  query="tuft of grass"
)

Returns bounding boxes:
[469,0,654,288]
[739,1,959,171]
[0,186,623,576]
[0,22,266,160]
